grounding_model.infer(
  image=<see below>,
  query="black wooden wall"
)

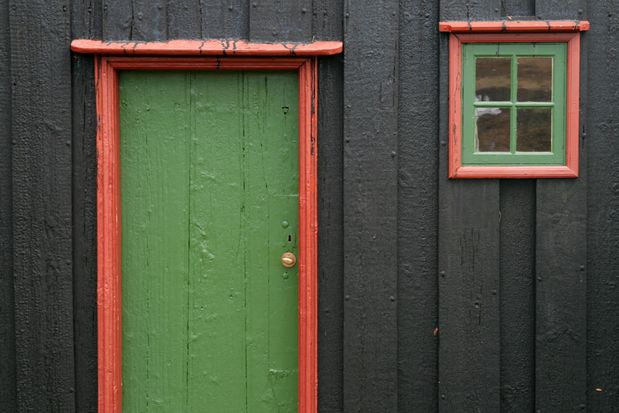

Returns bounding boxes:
[0,0,618,412]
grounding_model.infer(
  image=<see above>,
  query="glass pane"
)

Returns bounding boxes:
[476,108,511,152]
[476,57,511,102]
[517,57,552,101]
[517,108,552,152]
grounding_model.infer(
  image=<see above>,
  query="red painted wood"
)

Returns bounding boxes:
[446,31,583,179]
[297,57,319,413]
[71,39,343,56]
[439,20,590,33]
[94,56,320,413]
[453,166,578,179]
[96,56,122,412]
[448,33,462,179]
[107,57,307,71]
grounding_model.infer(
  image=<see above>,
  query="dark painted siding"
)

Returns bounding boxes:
[586,1,619,409]
[0,0,618,412]
[397,0,440,411]
[343,1,399,411]
[10,1,75,411]
[0,0,15,410]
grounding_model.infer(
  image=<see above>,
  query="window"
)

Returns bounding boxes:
[440,20,590,178]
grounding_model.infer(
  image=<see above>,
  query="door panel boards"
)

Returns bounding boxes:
[120,71,299,412]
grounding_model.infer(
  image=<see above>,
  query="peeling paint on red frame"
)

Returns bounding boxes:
[89,55,319,413]
[444,27,588,179]
[439,20,590,33]
[71,39,342,56]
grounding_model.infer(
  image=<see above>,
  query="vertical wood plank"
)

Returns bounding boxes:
[312,1,344,412]
[0,0,15,410]
[342,1,399,411]
[9,0,75,410]
[535,0,586,19]
[534,1,588,411]
[437,183,501,412]
[102,0,132,40]
[202,0,249,39]
[186,72,247,412]
[312,0,343,41]
[126,0,168,41]
[497,4,537,413]
[499,181,536,412]
[102,0,170,41]
[397,0,440,411]
[243,72,299,411]
[71,0,101,411]
[438,1,502,411]
[249,0,312,42]
[440,0,502,20]
[316,55,345,413]
[120,72,191,412]
[586,1,619,410]
[502,0,536,16]
[535,180,587,411]
[167,0,202,39]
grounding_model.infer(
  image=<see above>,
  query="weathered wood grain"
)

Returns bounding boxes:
[586,1,619,410]
[535,178,587,411]
[438,1,502,411]
[502,0,535,16]
[71,0,100,411]
[102,0,132,40]
[535,0,587,19]
[202,0,249,39]
[316,55,344,413]
[534,1,588,411]
[440,0,502,20]
[397,0,440,411]
[130,0,168,41]
[10,0,75,410]
[0,0,15,410]
[312,0,343,41]
[342,0,399,411]
[167,0,202,39]
[249,0,312,42]
[499,181,536,412]
[121,73,192,411]
[313,2,344,412]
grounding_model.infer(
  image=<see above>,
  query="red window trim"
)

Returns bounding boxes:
[71,39,341,413]
[439,20,590,33]
[440,22,589,179]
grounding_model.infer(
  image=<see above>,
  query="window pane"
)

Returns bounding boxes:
[476,108,510,152]
[517,108,552,152]
[476,57,511,102]
[517,57,552,101]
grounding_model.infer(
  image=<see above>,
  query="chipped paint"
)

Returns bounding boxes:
[71,39,343,56]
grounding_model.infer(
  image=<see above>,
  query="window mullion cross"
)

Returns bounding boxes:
[510,53,518,154]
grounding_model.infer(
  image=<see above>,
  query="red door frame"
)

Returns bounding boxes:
[71,40,342,413]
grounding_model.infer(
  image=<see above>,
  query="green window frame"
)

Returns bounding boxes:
[461,43,567,166]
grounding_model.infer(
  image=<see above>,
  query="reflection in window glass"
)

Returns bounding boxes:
[476,108,510,152]
[517,108,552,152]
[476,57,511,102]
[517,57,553,101]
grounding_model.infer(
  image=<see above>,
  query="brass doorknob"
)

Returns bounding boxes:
[280,252,297,268]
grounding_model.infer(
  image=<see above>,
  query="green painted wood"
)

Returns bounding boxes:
[462,42,566,165]
[120,70,299,412]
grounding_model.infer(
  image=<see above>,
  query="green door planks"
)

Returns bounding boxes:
[120,71,299,412]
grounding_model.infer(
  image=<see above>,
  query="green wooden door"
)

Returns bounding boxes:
[119,71,299,412]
